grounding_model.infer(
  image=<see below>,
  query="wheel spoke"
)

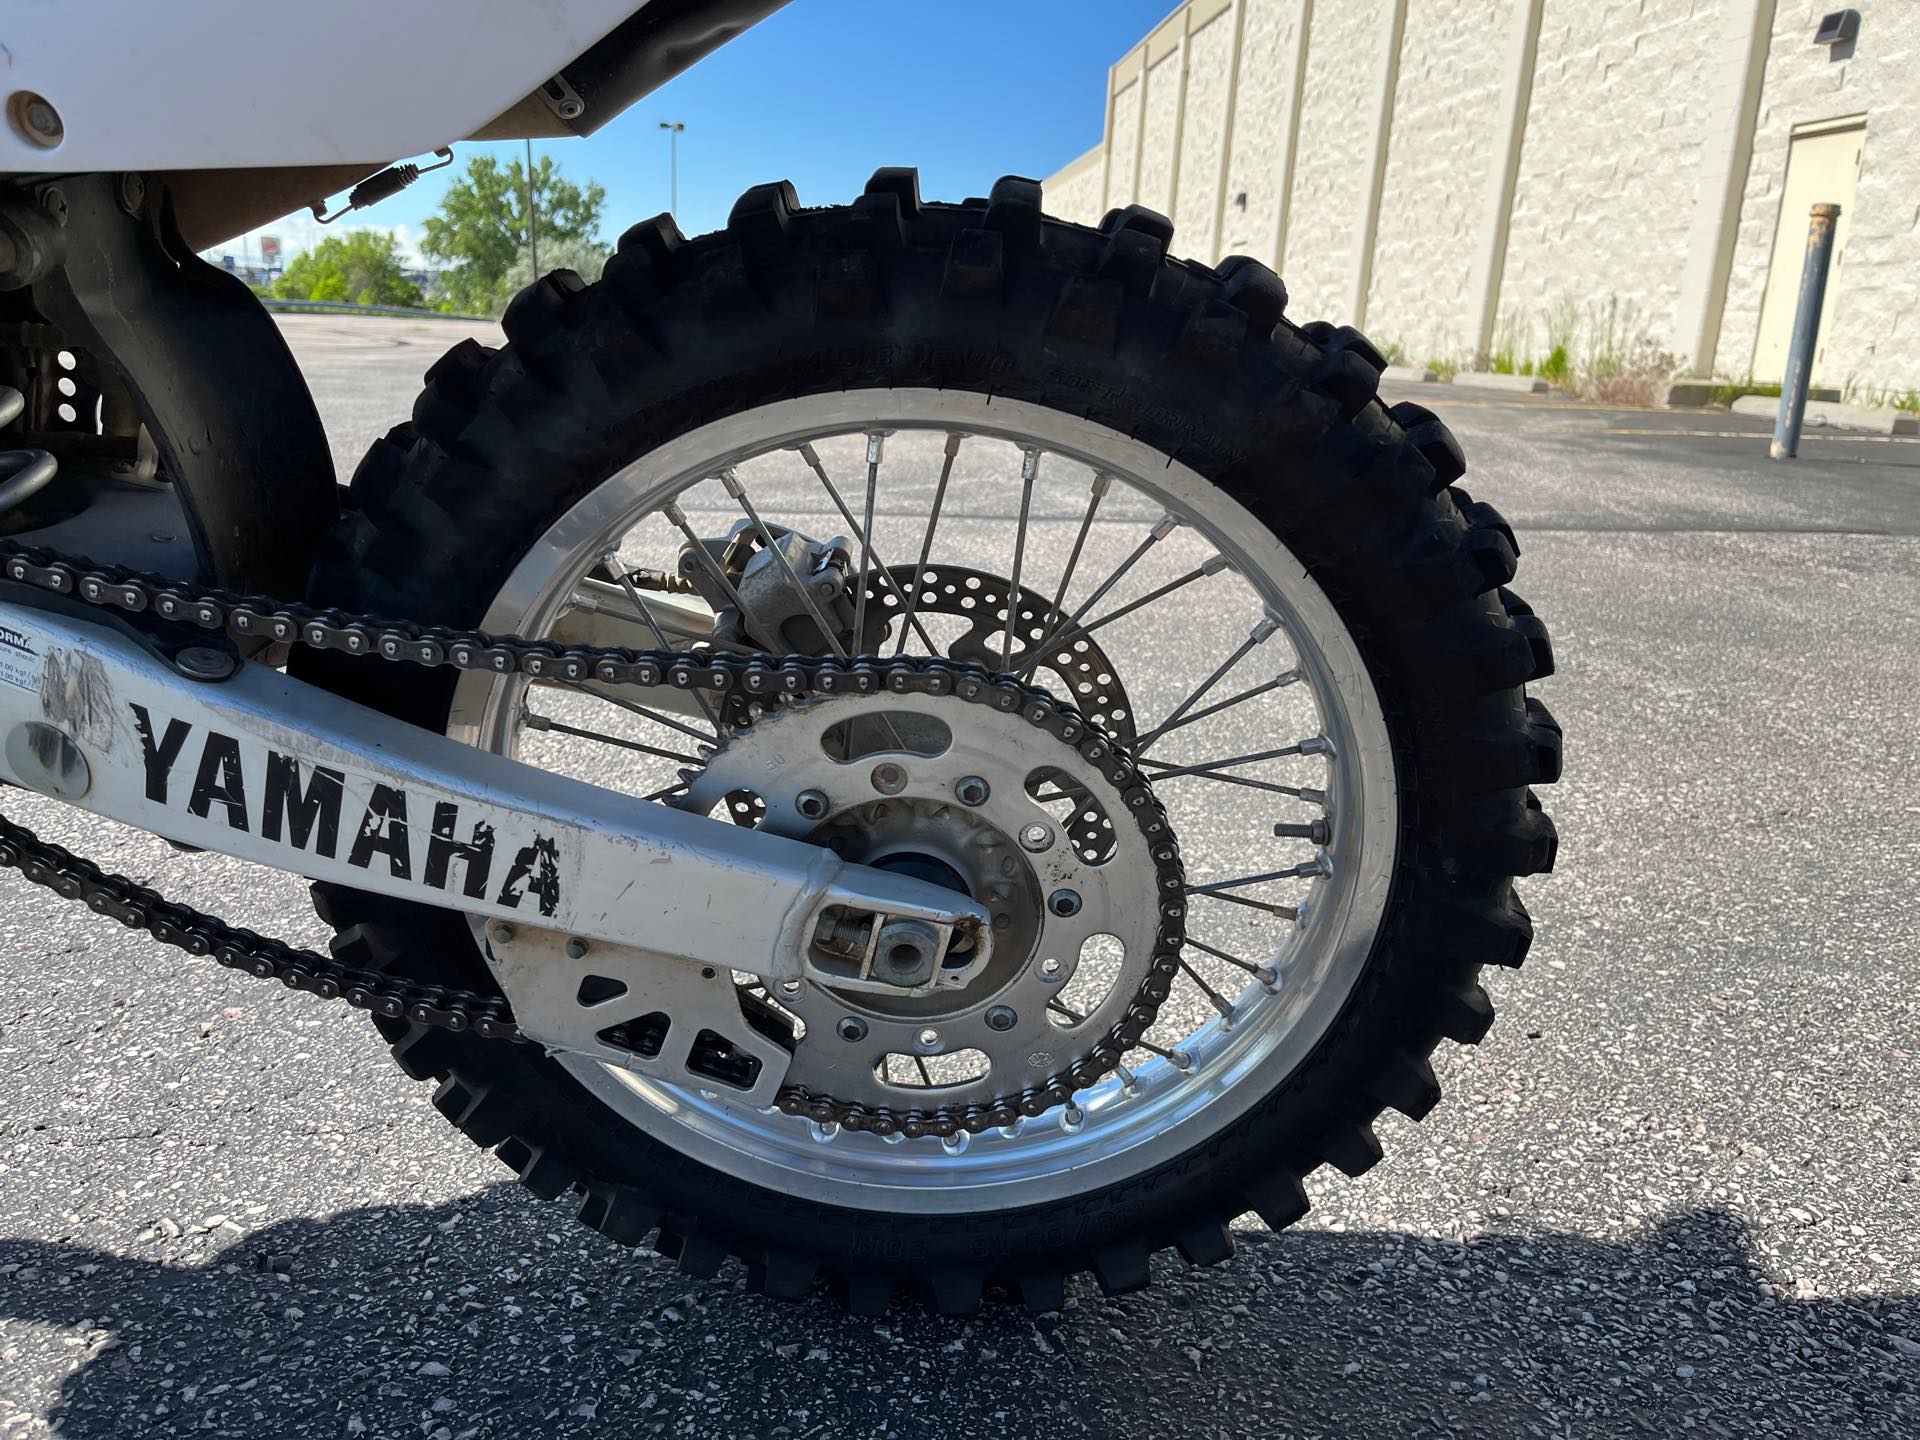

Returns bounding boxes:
[600,552,723,735]
[1177,957,1236,1018]
[1015,514,1179,678]
[1142,737,1329,781]
[523,710,707,767]
[1045,471,1111,635]
[1137,760,1324,803]
[558,679,716,746]
[1182,935,1266,976]
[851,432,885,650]
[794,440,937,654]
[717,467,851,661]
[1137,669,1304,746]
[1002,447,1040,670]
[1189,889,1299,920]
[1133,615,1280,758]
[1026,554,1231,667]
[893,432,963,656]
[1185,861,1327,897]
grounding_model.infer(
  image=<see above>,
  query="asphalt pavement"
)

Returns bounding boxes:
[1,314,1916,1437]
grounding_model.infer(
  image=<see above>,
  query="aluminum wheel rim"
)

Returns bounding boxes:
[447,389,1397,1213]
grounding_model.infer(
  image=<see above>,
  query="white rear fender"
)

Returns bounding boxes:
[0,0,641,173]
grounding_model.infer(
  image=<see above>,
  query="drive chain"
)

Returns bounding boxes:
[0,541,1186,1136]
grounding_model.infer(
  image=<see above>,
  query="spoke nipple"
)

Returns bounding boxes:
[1277,667,1305,688]
[836,1016,868,1043]
[1201,553,1234,576]
[1258,963,1282,989]
[1299,735,1332,756]
[565,937,589,960]
[1170,1048,1195,1073]
[941,1130,970,1154]
[865,432,888,465]
[662,500,688,526]
[997,1118,1026,1139]
[1250,615,1281,643]
[810,1120,841,1144]
[1059,1104,1086,1134]
[1150,514,1182,542]
[1020,447,1042,483]
[1299,786,1327,806]
[716,466,746,499]
[1089,470,1114,498]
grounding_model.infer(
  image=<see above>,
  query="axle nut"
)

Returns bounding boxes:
[872,918,941,988]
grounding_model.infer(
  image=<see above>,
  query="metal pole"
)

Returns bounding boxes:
[659,121,685,214]
[524,139,540,283]
[1770,202,1841,461]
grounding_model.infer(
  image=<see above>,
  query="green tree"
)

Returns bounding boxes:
[510,233,611,289]
[422,153,606,315]
[271,231,423,308]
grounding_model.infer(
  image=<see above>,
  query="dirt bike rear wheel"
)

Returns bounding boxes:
[304,171,1559,1312]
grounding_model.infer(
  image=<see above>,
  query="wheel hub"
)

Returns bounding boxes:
[679,687,1165,1114]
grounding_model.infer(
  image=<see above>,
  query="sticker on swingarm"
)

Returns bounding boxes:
[0,621,38,694]
[128,701,568,916]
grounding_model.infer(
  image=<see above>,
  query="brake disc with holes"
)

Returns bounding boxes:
[677,689,1162,1115]
[862,564,1138,863]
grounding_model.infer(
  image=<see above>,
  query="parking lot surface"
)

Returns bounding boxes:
[1,314,1916,1437]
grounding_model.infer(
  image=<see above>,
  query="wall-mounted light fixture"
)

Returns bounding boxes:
[1813,9,1860,46]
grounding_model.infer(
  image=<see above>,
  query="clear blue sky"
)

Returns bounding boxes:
[220,1,1176,267]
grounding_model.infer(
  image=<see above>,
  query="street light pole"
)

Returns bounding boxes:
[524,138,540,283]
[659,121,685,215]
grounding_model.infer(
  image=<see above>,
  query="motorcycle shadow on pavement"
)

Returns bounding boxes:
[1,1189,1913,1438]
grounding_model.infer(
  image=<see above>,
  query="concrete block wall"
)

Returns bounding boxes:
[1499,0,1727,364]
[1716,2,1920,391]
[1365,0,1515,363]
[1281,1,1394,326]
[1047,0,1919,391]
[1043,146,1105,227]
[1173,10,1235,248]
[1219,0,1309,260]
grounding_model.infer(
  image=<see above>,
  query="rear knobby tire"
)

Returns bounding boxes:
[303,171,1560,1313]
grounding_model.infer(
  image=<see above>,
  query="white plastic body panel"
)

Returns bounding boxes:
[0,0,643,174]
